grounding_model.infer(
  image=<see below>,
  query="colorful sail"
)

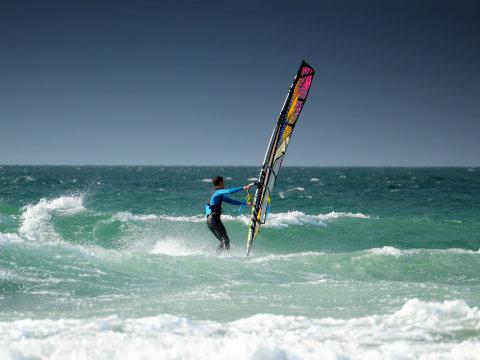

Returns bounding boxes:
[246,60,315,256]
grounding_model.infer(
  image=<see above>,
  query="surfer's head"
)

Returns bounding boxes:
[212,176,224,188]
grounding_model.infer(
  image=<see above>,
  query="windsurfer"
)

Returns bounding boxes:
[205,176,252,254]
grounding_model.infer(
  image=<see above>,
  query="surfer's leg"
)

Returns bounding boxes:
[207,215,230,253]
[207,215,223,242]
[215,220,230,253]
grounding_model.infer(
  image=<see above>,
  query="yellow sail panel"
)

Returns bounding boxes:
[287,85,300,123]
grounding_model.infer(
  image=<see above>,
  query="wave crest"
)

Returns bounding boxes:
[264,211,371,228]
[109,210,372,228]
[112,212,158,222]
[366,246,480,257]
[19,196,85,241]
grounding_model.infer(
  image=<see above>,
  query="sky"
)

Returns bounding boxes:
[1,0,479,166]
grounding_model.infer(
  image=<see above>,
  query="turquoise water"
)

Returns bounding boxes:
[1,166,479,359]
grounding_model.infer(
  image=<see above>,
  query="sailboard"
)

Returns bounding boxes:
[246,60,315,256]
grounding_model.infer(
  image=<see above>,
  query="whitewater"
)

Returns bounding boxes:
[1,166,479,359]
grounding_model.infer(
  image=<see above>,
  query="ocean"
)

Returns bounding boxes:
[0,166,479,359]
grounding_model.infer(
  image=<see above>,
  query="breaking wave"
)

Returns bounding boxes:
[112,212,158,222]
[19,196,86,241]
[1,299,478,360]
[110,210,373,228]
[367,246,480,257]
[256,211,371,227]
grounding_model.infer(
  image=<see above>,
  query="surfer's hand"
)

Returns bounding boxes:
[246,202,253,207]
[243,185,251,191]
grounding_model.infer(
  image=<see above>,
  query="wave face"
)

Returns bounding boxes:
[1,166,480,359]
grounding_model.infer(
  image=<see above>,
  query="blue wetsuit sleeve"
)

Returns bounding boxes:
[223,196,245,206]
[214,187,244,196]
[226,186,244,194]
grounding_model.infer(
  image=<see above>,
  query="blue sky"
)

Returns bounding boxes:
[1,0,479,166]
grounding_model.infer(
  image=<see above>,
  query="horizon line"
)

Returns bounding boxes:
[0,164,478,168]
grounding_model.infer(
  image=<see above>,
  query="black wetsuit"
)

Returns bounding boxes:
[206,187,244,254]
[207,213,230,253]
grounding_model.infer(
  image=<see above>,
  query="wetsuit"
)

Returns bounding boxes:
[206,187,245,254]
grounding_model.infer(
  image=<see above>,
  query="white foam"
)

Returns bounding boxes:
[432,248,480,255]
[310,177,319,182]
[227,211,372,228]
[159,214,205,223]
[1,299,479,360]
[112,212,158,222]
[0,232,22,245]
[110,212,206,223]
[248,251,326,263]
[247,177,258,181]
[364,247,480,258]
[285,187,305,192]
[430,248,480,255]
[200,178,212,183]
[150,237,205,256]
[369,246,404,256]
[317,211,371,221]
[0,268,19,282]
[265,211,327,227]
[115,210,373,228]
[107,209,373,229]
[443,219,463,224]
[19,196,85,241]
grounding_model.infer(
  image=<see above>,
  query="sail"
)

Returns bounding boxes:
[246,60,315,256]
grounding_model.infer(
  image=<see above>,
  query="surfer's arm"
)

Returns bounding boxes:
[215,187,244,196]
[226,186,244,194]
[222,196,245,206]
